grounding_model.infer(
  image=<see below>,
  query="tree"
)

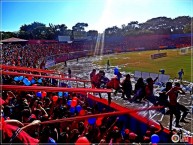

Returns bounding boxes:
[18,31,31,39]
[105,26,120,36]
[172,16,192,33]
[19,22,46,39]
[87,30,98,40]
[72,23,88,31]
[1,31,17,39]
[140,17,173,34]
[72,23,88,40]
[183,19,193,33]
[20,22,46,32]
[32,26,52,39]
[127,21,139,30]
[49,23,68,39]
[2,16,192,40]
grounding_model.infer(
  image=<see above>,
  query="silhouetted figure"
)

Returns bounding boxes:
[145,77,158,105]
[107,59,110,70]
[132,78,146,102]
[159,69,165,74]
[175,83,189,123]
[121,74,132,100]
[64,61,67,67]
[68,68,71,78]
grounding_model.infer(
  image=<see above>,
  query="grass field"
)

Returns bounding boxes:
[95,49,192,82]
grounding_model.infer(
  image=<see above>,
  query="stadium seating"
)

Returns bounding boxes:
[134,71,170,85]
[142,72,150,80]
[150,73,159,82]
[158,74,170,84]
[134,71,142,80]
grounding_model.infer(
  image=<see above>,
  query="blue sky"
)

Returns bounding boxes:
[1,0,193,32]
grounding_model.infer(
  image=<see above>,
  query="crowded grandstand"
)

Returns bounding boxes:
[1,5,193,143]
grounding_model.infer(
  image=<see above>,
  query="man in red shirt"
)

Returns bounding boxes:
[1,97,40,144]
[91,70,104,98]
[91,70,103,89]
[106,77,121,105]
[166,82,184,129]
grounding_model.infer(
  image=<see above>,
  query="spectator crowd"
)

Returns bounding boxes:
[1,34,191,68]
[1,33,192,144]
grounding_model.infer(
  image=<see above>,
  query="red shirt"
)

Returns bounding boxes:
[167,87,181,106]
[91,73,101,86]
[145,85,153,97]
[1,121,39,145]
[107,78,120,90]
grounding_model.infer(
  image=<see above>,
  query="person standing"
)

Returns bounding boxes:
[90,69,96,81]
[159,69,165,74]
[166,82,184,129]
[107,77,121,96]
[90,69,96,88]
[132,78,146,103]
[121,74,132,101]
[174,83,189,123]
[107,59,110,70]
[106,77,120,105]
[91,70,104,98]
[68,68,71,78]
[64,61,67,67]
[178,69,184,81]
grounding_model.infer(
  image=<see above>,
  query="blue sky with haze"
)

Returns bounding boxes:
[1,0,193,32]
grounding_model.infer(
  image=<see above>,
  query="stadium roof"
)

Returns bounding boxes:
[1,37,28,43]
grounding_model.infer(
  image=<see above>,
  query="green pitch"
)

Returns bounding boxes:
[96,49,192,82]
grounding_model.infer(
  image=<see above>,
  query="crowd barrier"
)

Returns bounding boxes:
[1,71,90,83]
[134,71,170,83]
[1,64,56,74]
[1,65,91,87]
[1,85,112,93]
